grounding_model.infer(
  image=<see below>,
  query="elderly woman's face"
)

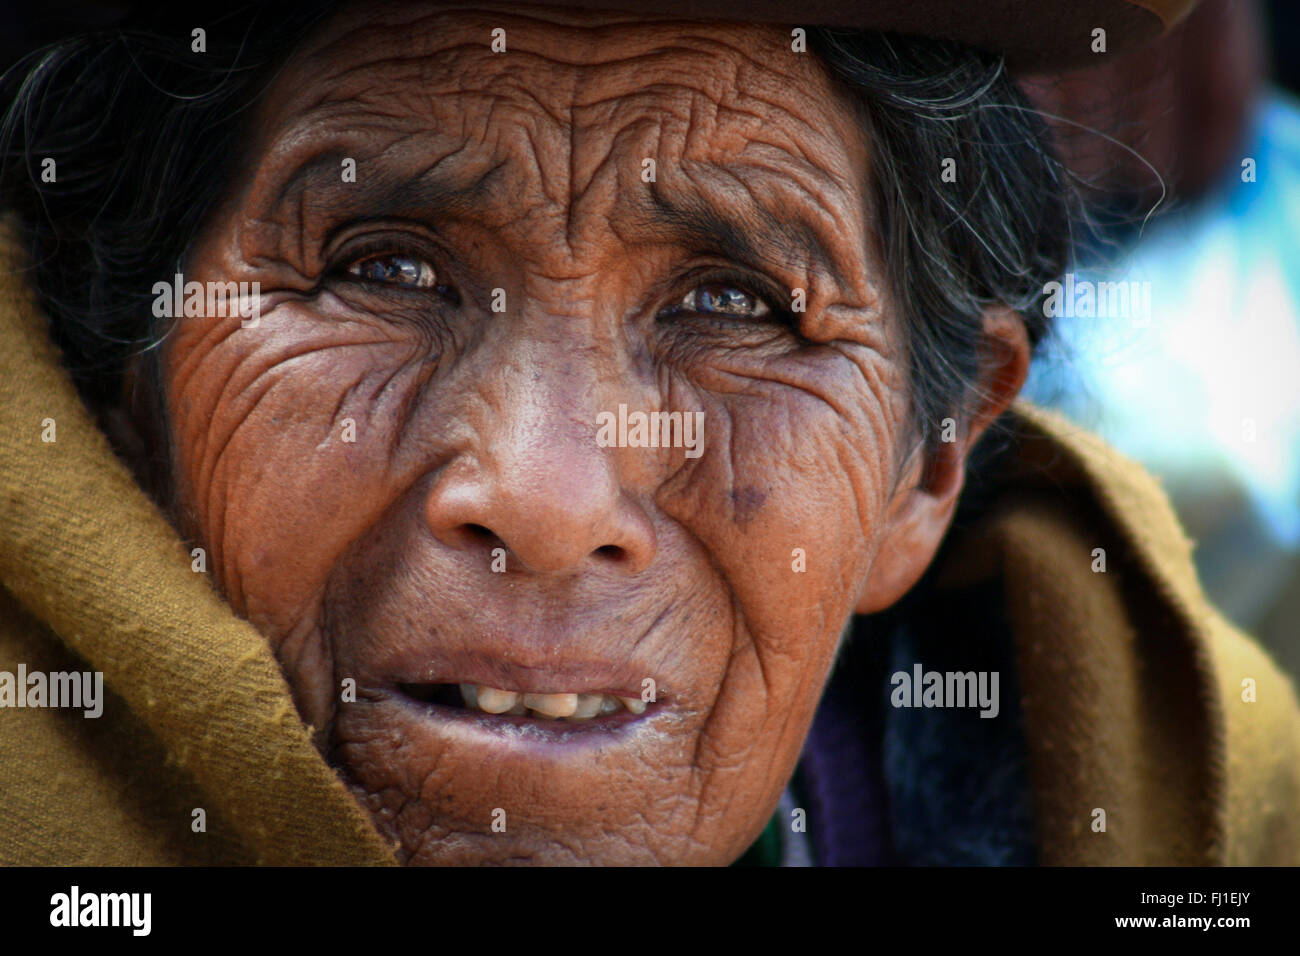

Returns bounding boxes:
[165,1,945,864]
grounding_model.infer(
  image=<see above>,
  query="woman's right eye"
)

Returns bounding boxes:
[344,252,439,289]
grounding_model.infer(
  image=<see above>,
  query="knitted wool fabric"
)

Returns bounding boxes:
[2,219,1299,865]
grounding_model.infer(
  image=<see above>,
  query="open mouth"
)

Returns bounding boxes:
[397,682,653,722]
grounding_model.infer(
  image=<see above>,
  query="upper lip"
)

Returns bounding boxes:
[381,644,657,701]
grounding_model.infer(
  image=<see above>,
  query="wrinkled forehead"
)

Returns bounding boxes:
[240,1,874,285]
[270,2,858,155]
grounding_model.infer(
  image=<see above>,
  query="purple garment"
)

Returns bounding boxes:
[795,627,895,866]
[793,588,1036,866]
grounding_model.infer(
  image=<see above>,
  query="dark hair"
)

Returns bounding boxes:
[809,28,1072,478]
[1,7,1070,485]
[0,2,330,410]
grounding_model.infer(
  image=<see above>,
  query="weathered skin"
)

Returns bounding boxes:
[160,1,1028,864]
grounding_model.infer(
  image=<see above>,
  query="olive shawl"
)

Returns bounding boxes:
[1,227,1297,866]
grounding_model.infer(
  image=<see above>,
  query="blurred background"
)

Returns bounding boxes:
[1019,0,1300,682]
[2,0,1297,679]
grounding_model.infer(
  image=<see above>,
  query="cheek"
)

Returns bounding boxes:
[657,339,905,754]
[668,340,903,614]
[165,305,435,638]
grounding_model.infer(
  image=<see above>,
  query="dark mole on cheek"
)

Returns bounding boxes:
[730,486,767,526]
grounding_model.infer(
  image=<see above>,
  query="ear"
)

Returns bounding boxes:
[854,307,1030,614]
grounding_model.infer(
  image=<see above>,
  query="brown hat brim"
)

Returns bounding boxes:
[522,0,1198,71]
[18,0,1199,74]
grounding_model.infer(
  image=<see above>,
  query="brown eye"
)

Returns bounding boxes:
[345,253,437,289]
[673,283,772,319]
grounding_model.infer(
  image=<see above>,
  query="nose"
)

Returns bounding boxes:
[424,376,658,576]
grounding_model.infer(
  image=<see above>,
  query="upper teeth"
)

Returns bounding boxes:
[458,684,645,720]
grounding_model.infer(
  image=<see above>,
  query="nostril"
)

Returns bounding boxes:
[595,544,625,561]
[445,522,506,554]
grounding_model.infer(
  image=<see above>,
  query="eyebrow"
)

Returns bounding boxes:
[270,151,851,286]
[271,152,506,224]
[640,188,851,287]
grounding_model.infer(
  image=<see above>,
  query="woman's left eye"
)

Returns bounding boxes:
[344,253,438,289]
[672,283,773,320]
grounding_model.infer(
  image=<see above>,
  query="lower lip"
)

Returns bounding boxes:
[392,694,658,746]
